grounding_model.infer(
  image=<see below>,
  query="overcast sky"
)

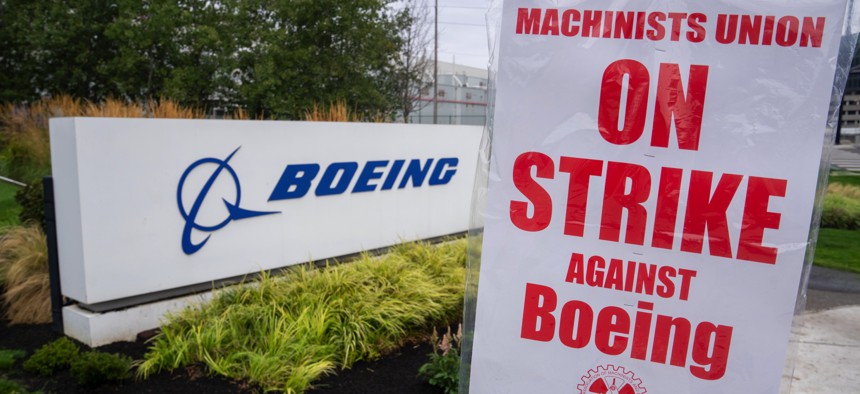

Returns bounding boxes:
[393,0,493,70]
[435,0,493,69]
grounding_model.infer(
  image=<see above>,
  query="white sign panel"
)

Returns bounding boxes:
[470,1,845,393]
[50,118,481,305]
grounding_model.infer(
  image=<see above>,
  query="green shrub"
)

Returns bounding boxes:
[418,326,462,394]
[0,349,26,370]
[821,194,860,229]
[0,183,21,227]
[70,351,132,386]
[0,378,36,394]
[14,183,43,228]
[22,338,79,376]
[139,240,467,393]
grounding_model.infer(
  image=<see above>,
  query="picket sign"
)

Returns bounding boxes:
[468,1,849,392]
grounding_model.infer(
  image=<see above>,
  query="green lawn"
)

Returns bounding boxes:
[814,228,860,273]
[0,182,21,227]
[817,172,860,273]
[829,173,860,187]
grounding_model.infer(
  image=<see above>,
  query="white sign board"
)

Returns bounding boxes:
[50,118,481,306]
[470,1,846,392]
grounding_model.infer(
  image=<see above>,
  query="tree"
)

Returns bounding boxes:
[0,0,120,102]
[104,0,183,100]
[232,0,405,119]
[160,0,241,108]
[0,1,40,102]
[0,0,413,120]
[391,0,432,123]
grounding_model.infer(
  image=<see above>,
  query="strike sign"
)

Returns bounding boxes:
[468,0,849,393]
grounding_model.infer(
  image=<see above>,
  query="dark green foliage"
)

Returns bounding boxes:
[830,174,860,187]
[0,1,120,102]
[0,183,21,227]
[0,378,38,394]
[0,0,415,119]
[418,326,462,394]
[0,350,26,370]
[22,338,79,376]
[70,352,132,386]
[229,0,405,119]
[418,350,460,394]
[14,183,43,227]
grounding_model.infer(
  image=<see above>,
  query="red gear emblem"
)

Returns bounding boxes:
[577,364,647,394]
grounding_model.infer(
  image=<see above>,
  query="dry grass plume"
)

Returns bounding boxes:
[0,95,206,181]
[828,183,860,200]
[0,225,50,324]
[304,100,388,123]
[305,100,353,122]
[146,98,204,119]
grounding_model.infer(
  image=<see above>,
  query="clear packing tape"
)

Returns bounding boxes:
[460,0,859,393]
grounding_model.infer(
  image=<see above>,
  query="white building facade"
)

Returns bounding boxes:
[407,61,488,126]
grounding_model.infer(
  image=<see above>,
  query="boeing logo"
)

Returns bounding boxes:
[178,148,460,254]
[177,147,279,255]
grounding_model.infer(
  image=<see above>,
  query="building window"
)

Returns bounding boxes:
[466,92,472,100]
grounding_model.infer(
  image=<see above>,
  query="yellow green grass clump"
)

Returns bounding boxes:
[821,183,860,230]
[138,240,466,393]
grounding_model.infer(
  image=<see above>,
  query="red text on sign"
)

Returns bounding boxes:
[514,8,827,48]
[565,252,698,301]
[520,283,733,380]
[598,60,709,151]
[509,153,788,264]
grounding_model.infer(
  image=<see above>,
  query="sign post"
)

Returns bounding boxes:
[466,1,854,392]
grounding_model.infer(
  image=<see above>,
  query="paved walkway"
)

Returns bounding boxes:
[787,147,860,393]
[831,144,860,172]
[785,267,860,393]
[788,305,860,393]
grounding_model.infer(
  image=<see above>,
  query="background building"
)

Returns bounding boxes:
[407,61,488,126]
[839,36,860,143]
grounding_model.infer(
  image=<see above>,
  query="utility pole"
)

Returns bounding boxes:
[433,0,438,124]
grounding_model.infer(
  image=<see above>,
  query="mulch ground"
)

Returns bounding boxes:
[0,300,443,394]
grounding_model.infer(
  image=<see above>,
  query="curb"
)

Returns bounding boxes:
[808,265,860,294]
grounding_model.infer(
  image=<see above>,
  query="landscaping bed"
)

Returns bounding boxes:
[0,290,448,394]
[0,301,239,393]
[0,240,465,394]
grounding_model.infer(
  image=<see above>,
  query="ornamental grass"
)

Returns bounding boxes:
[304,99,387,122]
[0,95,205,182]
[821,183,860,229]
[138,240,466,393]
[0,224,50,324]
